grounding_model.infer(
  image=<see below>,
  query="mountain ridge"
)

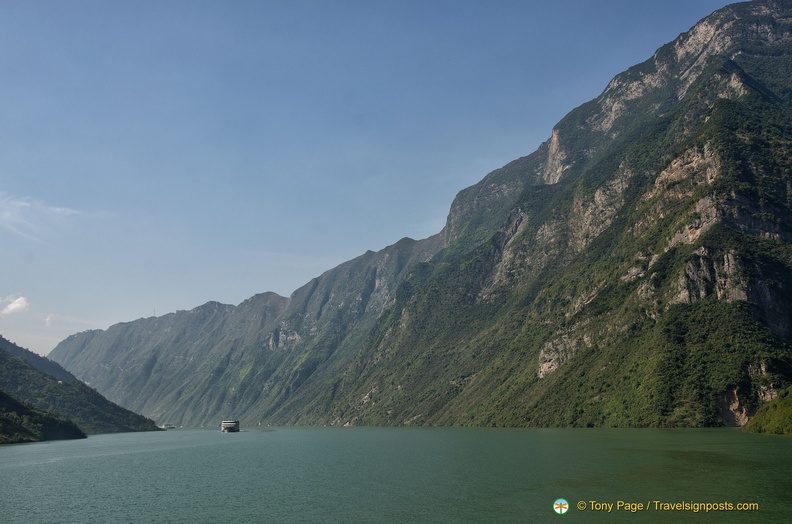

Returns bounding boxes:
[50,0,792,429]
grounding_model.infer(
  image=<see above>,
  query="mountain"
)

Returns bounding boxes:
[0,389,86,444]
[49,242,442,427]
[51,0,792,429]
[0,336,160,435]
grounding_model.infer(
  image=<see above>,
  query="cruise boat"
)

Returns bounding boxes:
[221,420,240,432]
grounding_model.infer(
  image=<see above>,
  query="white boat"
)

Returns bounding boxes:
[221,420,240,432]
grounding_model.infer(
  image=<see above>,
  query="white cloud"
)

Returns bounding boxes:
[0,191,80,242]
[1,296,30,315]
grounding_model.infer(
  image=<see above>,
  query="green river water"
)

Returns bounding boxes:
[1,426,789,523]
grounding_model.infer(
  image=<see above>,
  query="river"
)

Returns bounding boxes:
[1,426,789,522]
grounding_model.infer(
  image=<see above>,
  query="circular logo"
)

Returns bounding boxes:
[554,498,569,515]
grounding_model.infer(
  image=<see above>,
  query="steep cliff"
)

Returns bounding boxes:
[51,0,792,428]
[317,0,792,428]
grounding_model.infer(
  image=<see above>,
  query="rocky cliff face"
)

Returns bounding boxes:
[51,0,792,428]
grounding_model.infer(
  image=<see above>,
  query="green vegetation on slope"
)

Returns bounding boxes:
[744,386,792,434]
[0,389,86,444]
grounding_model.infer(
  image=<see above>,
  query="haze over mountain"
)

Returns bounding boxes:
[51,0,792,429]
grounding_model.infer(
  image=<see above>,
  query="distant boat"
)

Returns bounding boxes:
[159,424,176,430]
[221,420,240,432]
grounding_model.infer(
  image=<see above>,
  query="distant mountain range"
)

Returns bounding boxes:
[0,335,159,443]
[50,0,792,430]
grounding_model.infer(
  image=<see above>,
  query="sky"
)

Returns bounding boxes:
[0,0,732,356]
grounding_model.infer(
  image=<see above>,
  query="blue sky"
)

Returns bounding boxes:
[0,0,731,355]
